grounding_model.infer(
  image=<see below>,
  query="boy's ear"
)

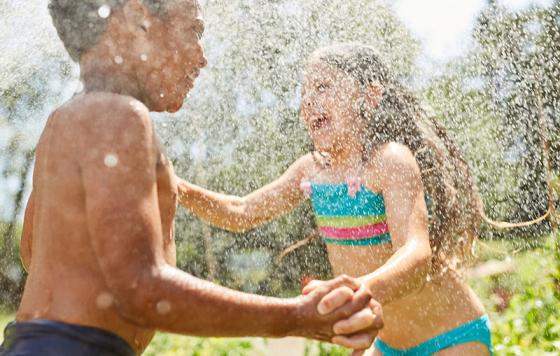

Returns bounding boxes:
[365,82,384,108]
[122,0,151,34]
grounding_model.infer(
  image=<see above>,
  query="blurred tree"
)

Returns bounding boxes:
[424,1,559,240]
[473,1,559,234]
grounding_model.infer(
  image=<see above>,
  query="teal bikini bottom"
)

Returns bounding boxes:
[374,315,493,356]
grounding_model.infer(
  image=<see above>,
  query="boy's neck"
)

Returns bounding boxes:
[80,57,145,103]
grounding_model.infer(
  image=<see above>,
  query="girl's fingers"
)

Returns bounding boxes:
[332,332,373,350]
[303,274,360,295]
[316,286,354,315]
[333,307,375,334]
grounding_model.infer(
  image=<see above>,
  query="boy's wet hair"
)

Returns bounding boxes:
[310,43,483,278]
[48,0,187,62]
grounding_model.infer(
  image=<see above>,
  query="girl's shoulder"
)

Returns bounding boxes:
[290,151,329,180]
[364,143,420,184]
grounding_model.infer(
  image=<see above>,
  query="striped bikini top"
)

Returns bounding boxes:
[301,178,391,246]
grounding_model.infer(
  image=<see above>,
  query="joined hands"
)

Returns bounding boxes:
[299,275,383,356]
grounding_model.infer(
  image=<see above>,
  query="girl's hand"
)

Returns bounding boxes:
[302,275,383,353]
[303,275,360,314]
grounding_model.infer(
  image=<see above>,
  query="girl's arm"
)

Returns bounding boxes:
[177,153,315,232]
[302,143,431,310]
[359,143,432,305]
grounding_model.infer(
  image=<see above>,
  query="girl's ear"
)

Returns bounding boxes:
[365,82,384,108]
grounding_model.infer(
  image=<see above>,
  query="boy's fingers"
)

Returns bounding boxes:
[317,286,354,315]
[302,280,323,295]
[321,274,361,292]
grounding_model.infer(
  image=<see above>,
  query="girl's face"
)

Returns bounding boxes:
[301,61,370,153]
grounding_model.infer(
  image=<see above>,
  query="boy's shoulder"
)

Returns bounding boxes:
[47,93,156,163]
[57,92,152,137]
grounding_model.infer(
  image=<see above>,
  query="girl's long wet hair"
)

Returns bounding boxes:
[311,43,483,276]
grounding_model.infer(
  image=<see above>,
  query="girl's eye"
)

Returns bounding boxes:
[196,32,203,40]
[317,83,328,92]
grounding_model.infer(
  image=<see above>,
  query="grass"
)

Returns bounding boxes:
[143,334,263,356]
[0,312,12,344]
[469,237,553,311]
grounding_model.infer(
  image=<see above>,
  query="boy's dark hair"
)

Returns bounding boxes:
[48,0,183,62]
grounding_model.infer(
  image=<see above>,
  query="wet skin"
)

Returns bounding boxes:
[16,1,382,354]
[17,94,176,352]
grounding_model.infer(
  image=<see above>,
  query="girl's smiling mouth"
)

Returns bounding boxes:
[310,114,332,131]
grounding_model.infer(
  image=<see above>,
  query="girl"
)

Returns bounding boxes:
[177,43,492,355]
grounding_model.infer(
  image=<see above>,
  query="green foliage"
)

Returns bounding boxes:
[469,235,560,355]
[0,312,12,339]
[491,277,560,354]
[304,341,351,356]
[474,3,560,226]
[0,222,26,310]
[143,334,258,356]
[425,1,559,239]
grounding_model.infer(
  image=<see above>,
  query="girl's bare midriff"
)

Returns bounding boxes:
[327,244,486,349]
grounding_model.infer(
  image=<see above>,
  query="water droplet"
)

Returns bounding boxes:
[96,292,114,309]
[129,100,142,113]
[114,56,123,65]
[75,81,85,93]
[140,54,148,62]
[98,5,111,19]
[104,154,119,168]
[156,300,172,314]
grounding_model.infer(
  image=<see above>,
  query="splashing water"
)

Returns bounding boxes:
[0,2,559,351]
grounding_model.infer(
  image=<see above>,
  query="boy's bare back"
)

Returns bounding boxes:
[18,93,175,351]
